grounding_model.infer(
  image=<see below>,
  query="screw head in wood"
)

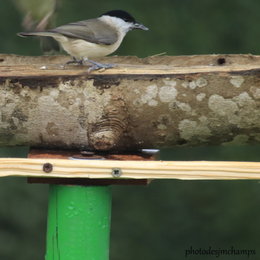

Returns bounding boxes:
[43,163,53,173]
[111,168,122,178]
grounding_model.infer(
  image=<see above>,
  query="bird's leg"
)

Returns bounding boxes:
[83,58,115,72]
[66,57,83,65]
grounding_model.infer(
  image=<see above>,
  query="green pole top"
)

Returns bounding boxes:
[45,185,112,260]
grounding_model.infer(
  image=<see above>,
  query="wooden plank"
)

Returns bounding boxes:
[2,62,260,77]
[2,53,260,77]
[27,149,154,185]
[0,158,260,180]
[1,54,260,151]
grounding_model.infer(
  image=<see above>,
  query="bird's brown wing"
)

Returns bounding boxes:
[50,18,118,45]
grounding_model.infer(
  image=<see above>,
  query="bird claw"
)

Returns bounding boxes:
[66,58,115,72]
[66,59,83,65]
[87,63,115,72]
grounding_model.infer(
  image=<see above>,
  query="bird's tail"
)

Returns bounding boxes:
[18,31,57,38]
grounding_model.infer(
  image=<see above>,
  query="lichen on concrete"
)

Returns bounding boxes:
[178,119,211,141]
[230,75,244,88]
[223,134,249,145]
[181,77,208,89]
[250,86,260,99]
[159,85,178,103]
[208,94,239,119]
[140,84,158,105]
[196,93,206,102]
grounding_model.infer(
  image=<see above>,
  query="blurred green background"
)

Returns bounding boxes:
[1,0,260,259]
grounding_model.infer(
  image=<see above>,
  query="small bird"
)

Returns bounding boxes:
[18,10,149,71]
[13,0,60,53]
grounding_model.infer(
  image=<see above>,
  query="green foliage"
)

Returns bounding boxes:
[4,0,260,56]
[0,0,260,259]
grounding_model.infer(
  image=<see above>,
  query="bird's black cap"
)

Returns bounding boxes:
[101,10,136,23]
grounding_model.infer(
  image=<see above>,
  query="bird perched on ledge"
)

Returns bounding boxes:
[18,10,149,71]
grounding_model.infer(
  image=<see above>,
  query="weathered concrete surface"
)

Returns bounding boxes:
[0,54,260,151]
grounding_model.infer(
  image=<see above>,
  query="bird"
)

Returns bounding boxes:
[13,0,60,53]
[18,10,149,71]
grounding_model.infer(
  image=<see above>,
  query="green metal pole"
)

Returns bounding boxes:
[45,184,112,260]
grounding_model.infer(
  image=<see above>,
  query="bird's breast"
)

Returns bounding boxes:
[59,37,123,59]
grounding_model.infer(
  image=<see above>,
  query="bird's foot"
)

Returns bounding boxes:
[84,59,115,72]
[66,57,83,65]
[88,63,115,72]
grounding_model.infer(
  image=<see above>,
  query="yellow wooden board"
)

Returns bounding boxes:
[0,158,260,180]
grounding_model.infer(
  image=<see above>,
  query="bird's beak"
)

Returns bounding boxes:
[133,23,149,31]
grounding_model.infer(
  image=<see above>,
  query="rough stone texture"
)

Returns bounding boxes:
[0,54,260,151]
